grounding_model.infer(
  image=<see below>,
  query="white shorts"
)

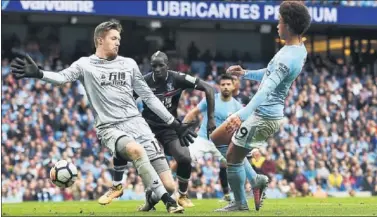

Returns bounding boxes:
[189,136,225,162]
[232,115,283,150]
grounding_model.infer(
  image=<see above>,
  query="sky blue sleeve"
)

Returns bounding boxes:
[236,57,292,121]
[197,98,208,113]
[242,68,266,82]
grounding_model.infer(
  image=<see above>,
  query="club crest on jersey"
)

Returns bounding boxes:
[119,61,127,70]
[167,82,174,91]
[100,71,128,86]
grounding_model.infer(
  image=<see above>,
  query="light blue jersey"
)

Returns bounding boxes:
[237,44,307,121]
[197,93,242,139]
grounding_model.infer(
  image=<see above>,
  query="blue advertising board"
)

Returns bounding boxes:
[2,0,377,26]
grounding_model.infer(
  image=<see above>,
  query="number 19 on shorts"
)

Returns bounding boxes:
[235,127,249,139]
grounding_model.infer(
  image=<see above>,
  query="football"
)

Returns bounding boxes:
[50,160,78,188]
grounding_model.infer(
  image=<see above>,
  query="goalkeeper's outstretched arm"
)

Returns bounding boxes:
[11,50,82,85]
[41,61,83,85]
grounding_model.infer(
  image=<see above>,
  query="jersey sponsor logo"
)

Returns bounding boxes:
[163,97,173,109]
[100,71,129,86]
[277,63,289,77]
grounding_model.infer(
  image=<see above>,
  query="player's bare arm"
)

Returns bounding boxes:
[227,65,266,82]
[193,79,216,138]
[183,107,201,123]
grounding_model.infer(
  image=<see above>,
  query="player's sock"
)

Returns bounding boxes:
[113,157,127,186]
[112,172,123,186]
[227,163,247,205]
[176,161,191,194]
[243,158,257,186]
[133,153,168,200]
[219,167,229,195]
[160,193,175,205]
[177,176,189,195]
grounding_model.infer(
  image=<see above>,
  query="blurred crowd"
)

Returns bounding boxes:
[2,34,377,204]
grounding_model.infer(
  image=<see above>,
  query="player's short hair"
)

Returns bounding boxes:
[279,1,311,35]
[219,74,234,83]
[151,51,168,64]
[93,19,122,48]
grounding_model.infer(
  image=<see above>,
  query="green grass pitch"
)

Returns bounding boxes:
[2,197,377,216]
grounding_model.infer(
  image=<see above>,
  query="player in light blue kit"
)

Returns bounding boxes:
[215,1,312,212]
[183,74,262,204]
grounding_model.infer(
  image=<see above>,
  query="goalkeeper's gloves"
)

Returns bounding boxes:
[169,119,198,147]
[11,49,43,79]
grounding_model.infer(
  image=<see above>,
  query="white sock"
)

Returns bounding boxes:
[113,181,122,186]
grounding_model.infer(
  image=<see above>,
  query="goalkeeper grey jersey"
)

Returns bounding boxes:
[41,55,174,128]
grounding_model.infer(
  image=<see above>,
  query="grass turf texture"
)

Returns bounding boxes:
[2,197,377,216]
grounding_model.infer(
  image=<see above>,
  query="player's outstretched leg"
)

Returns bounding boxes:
[98,157,127,205]
[116,137,183,213]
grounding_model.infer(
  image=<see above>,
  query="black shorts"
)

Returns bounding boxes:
[147,121,187,157]
[151,126,179,145]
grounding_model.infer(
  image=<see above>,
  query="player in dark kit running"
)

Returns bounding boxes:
[102,51,216,210]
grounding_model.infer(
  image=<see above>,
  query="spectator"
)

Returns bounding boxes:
[328,169,343,190]
[187,41,200,63]
[177,58,190,73]
[284,165,297,183]
[294,168,308,193]
[316,161,330,184]
[261,153,276,179]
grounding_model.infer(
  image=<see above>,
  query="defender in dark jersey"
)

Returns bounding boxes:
[114,51,216,210]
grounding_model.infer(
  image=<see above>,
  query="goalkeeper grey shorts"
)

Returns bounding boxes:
[97,116,165,162]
